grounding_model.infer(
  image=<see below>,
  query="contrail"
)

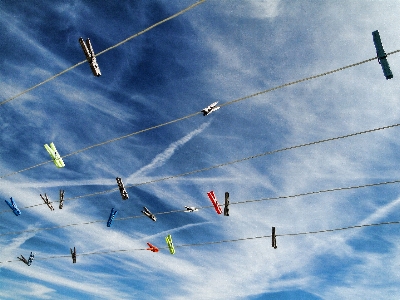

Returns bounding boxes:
[128,121,211,181]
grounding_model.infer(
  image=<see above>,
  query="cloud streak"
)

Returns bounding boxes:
[128,121,211,181]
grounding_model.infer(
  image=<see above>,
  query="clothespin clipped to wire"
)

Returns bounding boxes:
[116,177,129,200]
[272,227,277,249]
[18,252,34,266]
[40,193,54,211]
[59,190,65,209]
[224,192,230,216]
[165,234,175,254]
[207,191,222,214]
[70,247,76,263]
[107,208,118,227]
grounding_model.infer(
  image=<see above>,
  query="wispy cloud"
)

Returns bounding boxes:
[0,230,37,261]
[127,121,211,181]
[360,196,400,225]
[22,283,55,300]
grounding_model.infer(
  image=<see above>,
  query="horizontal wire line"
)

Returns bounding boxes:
[279,221,400,236]
[232,179,400,205]
[1,50,397,180]
[2,178,400,236]
[0,219,105,237]
[0,0,207,107]
[1,220,398,264]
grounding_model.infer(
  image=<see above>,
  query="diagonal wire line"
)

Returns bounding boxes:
[1,50,399,179]
[0,113,202,180]
[0,62,85,107]
[95,0,207,57]
[62,112,202,159]
[221,49,400,107]
[1,121,400,213]
[1,220,399,264]
[124,123,400,187]
[0,160,53,180]
[15,122,400,211]
[0,0,207,107]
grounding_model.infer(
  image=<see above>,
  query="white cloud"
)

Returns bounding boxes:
[0,230,37,263]
[23,283,55,300]
[223,0,281,19]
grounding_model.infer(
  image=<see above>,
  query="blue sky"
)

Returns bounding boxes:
[1,0,400,299]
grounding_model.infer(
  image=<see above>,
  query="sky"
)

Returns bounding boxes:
[1,0,400,299]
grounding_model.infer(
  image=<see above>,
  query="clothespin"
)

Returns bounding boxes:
[184,206,198,212]
[107,208,118,227]
[116,177,129,200]
[78,37,101,76]
[146,243,159,252]
[28,252,35,266]
[40,194,54,211]
[372,30,393,79]
[141,206,156,221]
[224,192,230,216]
[5,197,21,216]
[165,234,175,254]
[17,254,29,265]
[18,252,34,266]
[272,227,277,249]
[70,247,76,263]
[207,191,222,214]
[59,190,65,209]
[44,142,65,167]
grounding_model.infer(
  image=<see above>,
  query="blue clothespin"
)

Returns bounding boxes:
[5,197,21,216]
[107,208,118,227]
